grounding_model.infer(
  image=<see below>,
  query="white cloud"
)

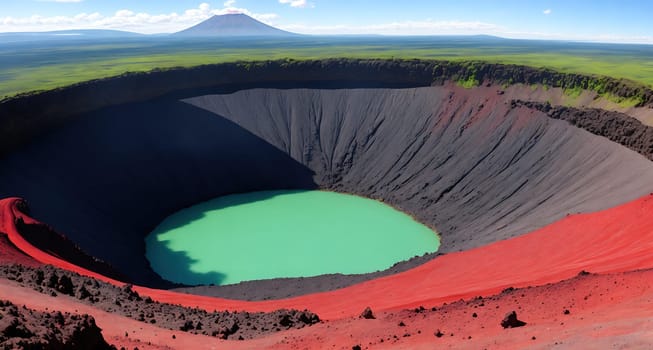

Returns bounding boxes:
[280,20,501,36]
[115,10,135,18]
[2,3,652,44]
[0,2,278,34]
[279,0,311,8]
[543,9,552,15]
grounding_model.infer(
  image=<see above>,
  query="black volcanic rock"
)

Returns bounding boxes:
[500,311,526,328]
[360,307,375,319]
[175,13,296,37]
[0,300,114,350]
[0,264,322,341]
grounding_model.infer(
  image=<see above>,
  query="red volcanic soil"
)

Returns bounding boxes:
[266,269,653,349]
[3,194,653,348]
[3,264,653,349]
[138,193,653,320]
[0,198,115,284]
[0,235,38,268]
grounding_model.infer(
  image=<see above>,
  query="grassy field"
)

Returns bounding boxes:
[1,36,652,99]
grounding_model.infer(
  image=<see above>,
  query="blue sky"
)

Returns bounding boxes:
[1,0,652,43]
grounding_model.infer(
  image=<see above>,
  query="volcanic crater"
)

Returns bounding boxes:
[2,59,653,327]
[0,58,653,292]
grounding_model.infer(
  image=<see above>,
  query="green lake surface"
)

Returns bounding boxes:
[145,190,439,286]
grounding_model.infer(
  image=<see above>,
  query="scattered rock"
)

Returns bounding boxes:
[0,300,114,349]
[501,287,515,294]
[360,307,375,320]
[298,310,320,325]
[501,311,526,328]
[77,285,92,300]
[0,264,321,340]
[180,320,194,332]
[279,314,293,327]
[56,275,74,295]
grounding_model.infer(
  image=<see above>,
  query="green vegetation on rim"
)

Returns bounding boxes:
[563,86,584,99]
[1,37,653,100]
[2,58,651,109]
[600,93,643,108]
[456,75,480,89]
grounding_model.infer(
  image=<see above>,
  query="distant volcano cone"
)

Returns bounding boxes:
[174,13,297,37]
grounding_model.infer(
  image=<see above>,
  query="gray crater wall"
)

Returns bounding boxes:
[185,87,653,253]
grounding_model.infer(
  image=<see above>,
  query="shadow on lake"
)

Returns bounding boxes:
[146,189,311,286]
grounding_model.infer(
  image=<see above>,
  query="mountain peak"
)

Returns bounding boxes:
[174,13,296,37]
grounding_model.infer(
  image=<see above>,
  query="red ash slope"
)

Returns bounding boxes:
[2,194,653,321]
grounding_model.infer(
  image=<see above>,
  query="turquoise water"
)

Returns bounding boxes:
[145,190,439,286]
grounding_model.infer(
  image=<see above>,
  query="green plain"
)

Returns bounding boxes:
[145,190,440,286]
[1,36,653,99]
